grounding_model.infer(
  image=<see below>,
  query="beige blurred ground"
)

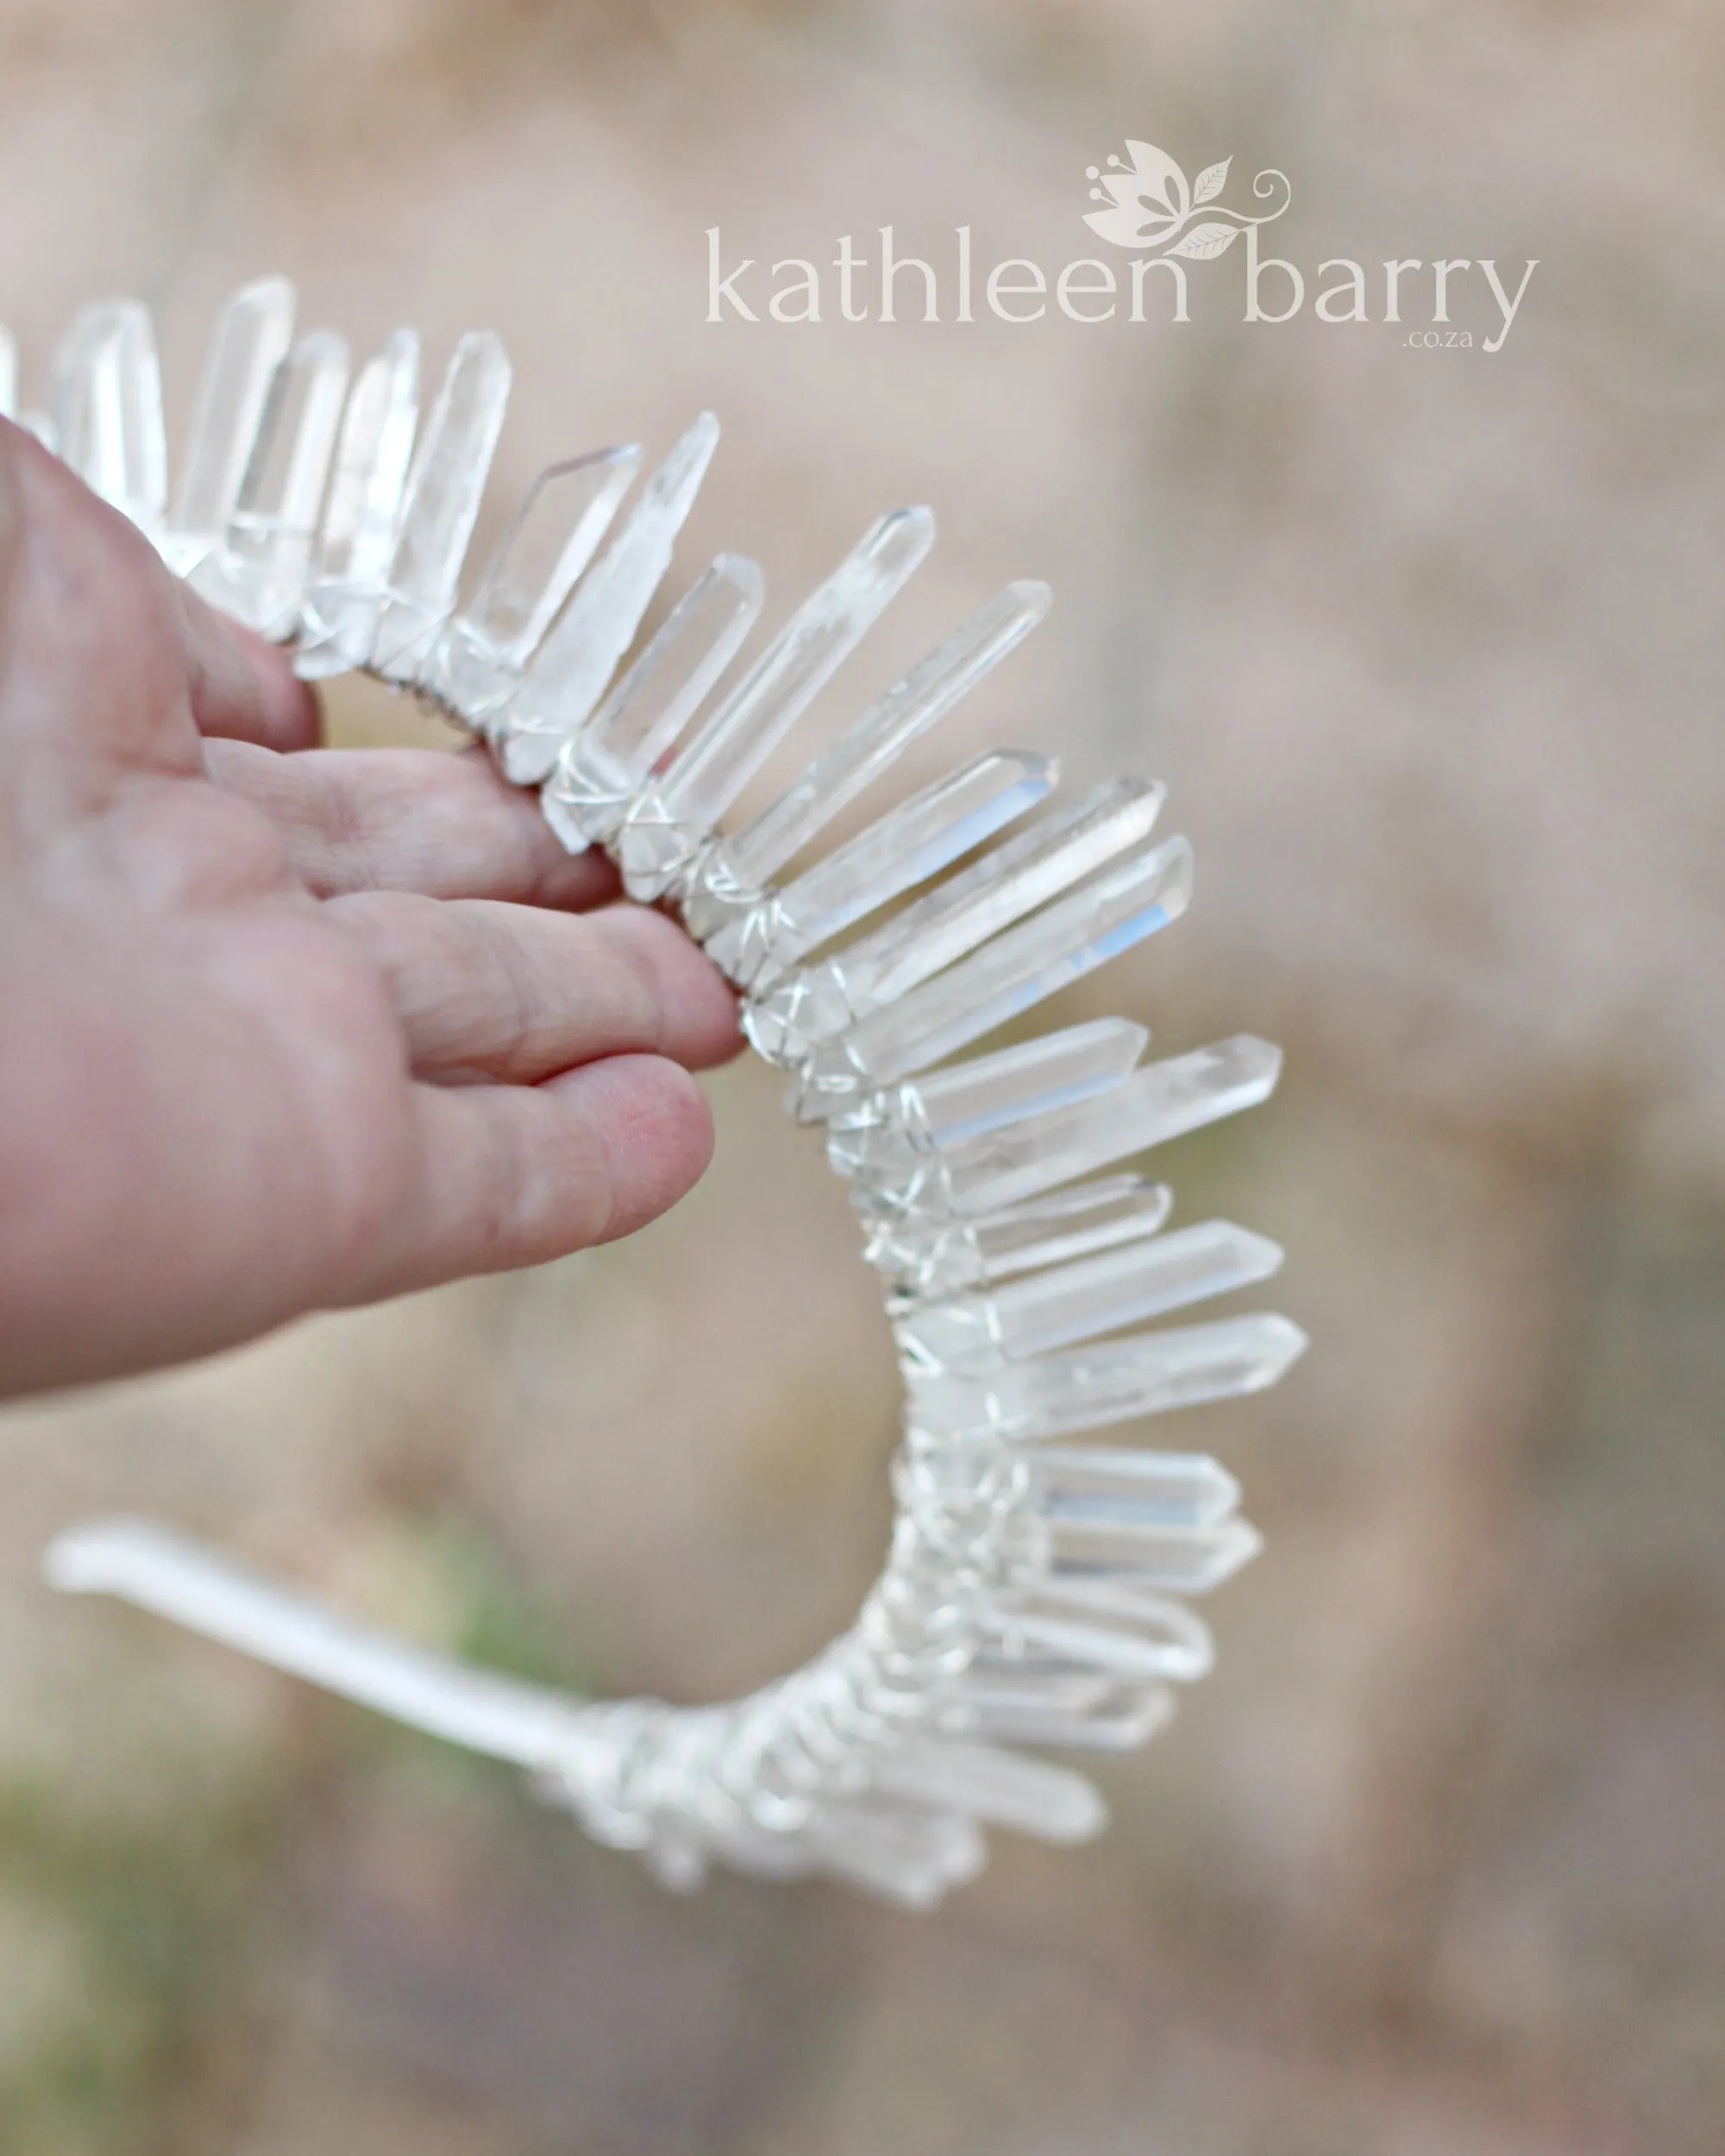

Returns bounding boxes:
[2,2,1724,2151]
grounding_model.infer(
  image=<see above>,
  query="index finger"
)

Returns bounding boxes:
[205,737,621,910]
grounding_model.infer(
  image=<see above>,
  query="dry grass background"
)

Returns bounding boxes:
[1,3,1723,2152]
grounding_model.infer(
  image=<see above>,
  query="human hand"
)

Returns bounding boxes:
[0,422,740,1397]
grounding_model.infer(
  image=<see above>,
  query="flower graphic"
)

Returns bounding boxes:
[1084,141,1291,258]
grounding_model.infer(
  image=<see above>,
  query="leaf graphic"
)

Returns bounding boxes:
[1120,139,1189,222]
[1165,220,1241,260]
[1192,156,1232,205]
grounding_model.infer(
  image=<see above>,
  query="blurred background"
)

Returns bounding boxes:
[3,3,1724,2151]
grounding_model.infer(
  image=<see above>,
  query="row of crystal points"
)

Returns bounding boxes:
[30,279,1306,1907]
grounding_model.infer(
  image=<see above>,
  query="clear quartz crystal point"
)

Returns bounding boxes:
[684,580,1051,942]
[541,551,763,852]
[425,444,642,724]
[747,778,1165,1063]
[904,1016,1147,1147]
[1027,1445,1242,1531]
[905,1310,1308,1443]
[618,505,936,899]
[862,1175,1176,1300]
[0,326,16,417]
[918,1034,1283,1219]
[372,330,511,681]
[792,836,1194,1118]
[1043,1509,1263,1595]
[894,1219,1285,1378]
[198,330,350,637]
[165,276,296,578]
[295,328,420,679]
[798,1800,986,1907]
[710,750,1057,990]
[934,1665,1174,1753]
[50,301,168,535]
[498,411,720,783]
[983,1580,1215,1683]
[828,1017,1149,1190]
[867,1735,1105,1844]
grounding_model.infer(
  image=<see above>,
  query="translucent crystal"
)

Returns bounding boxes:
[983,1579,1215,1683]
[1025,1440,1264,1594]
[497,411,719,782]
[748,778,1164,1066]
[423,444,642,724]
[798,1798,986,1907]
[49,300,167,533]
[935,1666,1173,1753]
[827,1017,1149,1191]
[0,326,16,417]
[1043,1512,1261,1595]
[866,1734,1105,1843]
[540,551,762,852]
[165,276,296,577]
[373,330,512,680]
[295,329,420,680]
[919,1033,1283,1219]
[975,1175,1176,1277]
[792,836,1193,1118]
[618,506,935,899]
[684,580,1051,941]
[862,1175,1176,1300]
[894,1219,1285,1377]
[709,750,1056,990]
[1026,1443,1241,1530]
[904,1310,1308,1442]
[198,330,350,637]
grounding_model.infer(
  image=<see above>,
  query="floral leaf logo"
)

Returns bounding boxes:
[1083,141,1290,258]
[1166,222,1241,260]
[1191,157,1231,206]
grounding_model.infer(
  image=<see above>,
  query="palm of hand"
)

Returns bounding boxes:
[0,424,738,1395]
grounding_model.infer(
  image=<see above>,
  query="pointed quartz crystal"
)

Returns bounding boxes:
[790,835,1193,1117]
[935,1667,1173,1753]
[904,1033,1283,1219]
[1025,1446,1264,1596]
[827,1017,1149,1191]
[1043,1512,1262,1595]
[904,1309,1308,1442]
[708,750,1057,990]
[894,1219,1285,1378]
[295,328,420,679]
[50,300,168,535]
[424,444,642,725]
[372,330,511,681]
[618,505,936,899]
[747,778,1164,1064]
[900,1016,1149,1149]
[797,1798,986,1907]
[1026,1444,1242,1531]
[540,551,763,852]
[197,330,350,638]
[866,1735,1105,1843]
[165,276,296,578]
[862,1175,1176,1300]
[497,411,719,782]
[683,580,1051,943]
[983,1579,1215,1683]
